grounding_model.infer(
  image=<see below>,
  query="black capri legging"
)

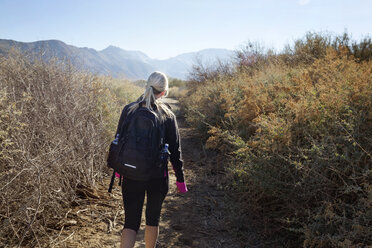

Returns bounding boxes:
[122,177,168,232]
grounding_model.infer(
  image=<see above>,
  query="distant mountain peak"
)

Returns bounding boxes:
[0,39,234,79]
[101,45,146,55]
[101,45,121,51]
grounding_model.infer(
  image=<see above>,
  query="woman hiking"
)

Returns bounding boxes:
[114,71,188,248]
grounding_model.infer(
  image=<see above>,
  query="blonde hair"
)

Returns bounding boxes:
[128,71,174,121]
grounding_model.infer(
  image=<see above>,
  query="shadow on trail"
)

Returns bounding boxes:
[159,98,242,248]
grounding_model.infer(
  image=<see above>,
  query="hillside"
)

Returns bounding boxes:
[0,39,234,79]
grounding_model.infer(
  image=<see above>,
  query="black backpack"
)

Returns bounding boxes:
[107,106,167,192]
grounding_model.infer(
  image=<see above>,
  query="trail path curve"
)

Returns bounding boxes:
[55,98,242,248]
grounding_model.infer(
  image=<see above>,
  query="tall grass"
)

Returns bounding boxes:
[183,32,372,247]
[0,51,142,247]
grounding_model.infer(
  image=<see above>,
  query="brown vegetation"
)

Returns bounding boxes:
[167,78,188,99]
[0,51,142,247]
[183,32,372,247]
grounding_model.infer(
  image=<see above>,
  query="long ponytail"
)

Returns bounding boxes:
[128,71,173,121]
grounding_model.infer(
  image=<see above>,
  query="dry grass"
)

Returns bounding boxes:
[183,33,372,247]
[167,86,188,99]
[167,78,188,99]
[0,51,142,247]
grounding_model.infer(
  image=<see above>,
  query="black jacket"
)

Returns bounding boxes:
[115,101,185,182]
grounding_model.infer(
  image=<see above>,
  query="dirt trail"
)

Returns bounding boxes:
[55,98,242,248]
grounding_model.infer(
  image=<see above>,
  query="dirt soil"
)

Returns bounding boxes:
[53,98,243,248]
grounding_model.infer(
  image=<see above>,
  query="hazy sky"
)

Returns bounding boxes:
[1,0,371,59]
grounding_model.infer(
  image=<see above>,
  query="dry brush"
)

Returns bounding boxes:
[183,33,372,247]
[0,51,141,247]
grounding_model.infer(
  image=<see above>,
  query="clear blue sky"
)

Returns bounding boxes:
[0,0,371,59]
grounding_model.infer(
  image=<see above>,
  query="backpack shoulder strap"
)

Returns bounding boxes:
[158,116,167,146]
[117,106,136,139]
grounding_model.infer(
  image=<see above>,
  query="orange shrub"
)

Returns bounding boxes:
[183,46,372,247]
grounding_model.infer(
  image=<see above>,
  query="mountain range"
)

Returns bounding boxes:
[0,39,235,80]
